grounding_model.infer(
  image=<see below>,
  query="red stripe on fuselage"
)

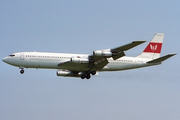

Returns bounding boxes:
[143,42,162,53]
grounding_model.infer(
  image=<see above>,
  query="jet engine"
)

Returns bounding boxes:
[56,70,79,77]
[70,58,89,63]
[93,50,112,56]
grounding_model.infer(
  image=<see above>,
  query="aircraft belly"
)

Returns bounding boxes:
[102,61,145,71]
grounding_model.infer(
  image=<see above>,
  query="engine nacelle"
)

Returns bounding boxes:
[57,70,79,77]
[70,58,89,63]
[93,50,112,56]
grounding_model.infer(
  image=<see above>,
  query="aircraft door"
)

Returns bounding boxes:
[20,53,24,60]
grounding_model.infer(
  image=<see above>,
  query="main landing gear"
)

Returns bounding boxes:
[81,70,96,80]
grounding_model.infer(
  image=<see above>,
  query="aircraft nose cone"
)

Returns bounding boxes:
[2,57,9,63]
[2,57,6,62]
[2,56,15,65]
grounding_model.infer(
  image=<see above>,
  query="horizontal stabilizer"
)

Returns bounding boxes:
[112,41,146,51]
[147,53,176,63]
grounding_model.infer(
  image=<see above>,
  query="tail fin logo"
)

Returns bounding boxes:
[150,44,157,52]
[143,42,162,53]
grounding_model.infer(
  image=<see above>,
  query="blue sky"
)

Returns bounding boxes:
[0,0,179,120]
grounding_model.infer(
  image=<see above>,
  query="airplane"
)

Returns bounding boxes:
[2,33,176,79]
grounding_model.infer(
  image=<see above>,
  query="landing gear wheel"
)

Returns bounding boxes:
[84,73,88,77]
[91,70,96,75]
[81,75,85,79]
[20,69,24,74]
[86,74,91,79]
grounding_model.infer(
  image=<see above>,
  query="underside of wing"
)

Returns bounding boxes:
[89,56,109,70]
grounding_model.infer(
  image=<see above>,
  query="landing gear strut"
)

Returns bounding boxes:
[20,69,24,74]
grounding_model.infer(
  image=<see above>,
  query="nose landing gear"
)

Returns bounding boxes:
[20,69,24,74]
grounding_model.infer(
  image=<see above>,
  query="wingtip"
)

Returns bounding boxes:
[169,53,177,56]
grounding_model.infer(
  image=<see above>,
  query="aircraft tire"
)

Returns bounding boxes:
[91,70,96,75]
[81,75,85,79]
[86,74,91,79]
[20,69,24,74]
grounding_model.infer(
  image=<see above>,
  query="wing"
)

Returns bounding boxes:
[112,41,146,51]
[89,41,146,70]
[111,41,146,60]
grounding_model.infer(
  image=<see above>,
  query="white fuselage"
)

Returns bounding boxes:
[3,34,175,79]
[2,52,159,72]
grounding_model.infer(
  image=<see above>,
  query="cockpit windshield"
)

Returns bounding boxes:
[9,54,15,57]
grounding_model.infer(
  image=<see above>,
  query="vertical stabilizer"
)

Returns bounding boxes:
[137,33,164,59]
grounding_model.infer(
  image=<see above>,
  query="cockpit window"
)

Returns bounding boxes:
[9,54,15,57]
